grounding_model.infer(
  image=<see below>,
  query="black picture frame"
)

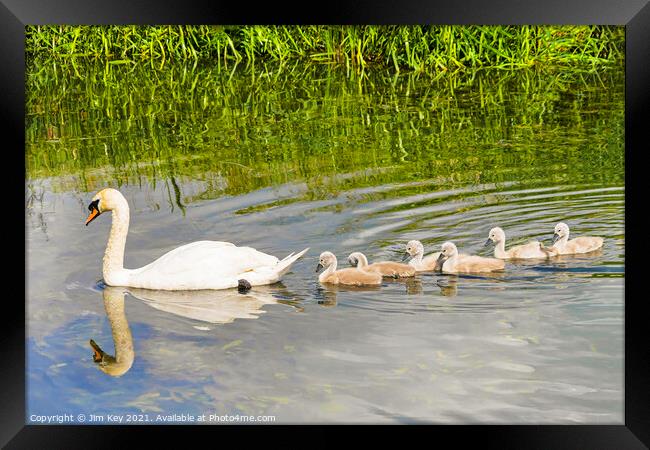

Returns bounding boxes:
[8,0,649,447]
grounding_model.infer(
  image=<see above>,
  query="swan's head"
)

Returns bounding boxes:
[85,188,127,226]
[485,227,505,246]
[89,339,132,377]
[347,252,367,267]
[316,251,337,273]
[437,241,458,263]
[404,240,424,261]
[553,222,570,243]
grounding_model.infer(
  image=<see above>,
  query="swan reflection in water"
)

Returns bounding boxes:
[90,284,299,377]
[89,286,134,377]
[129,283,300,323]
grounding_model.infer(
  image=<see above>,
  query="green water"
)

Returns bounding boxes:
[26,62,623,196]
[26,61,624,423]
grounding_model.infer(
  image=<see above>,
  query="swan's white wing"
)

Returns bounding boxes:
[127,241,280,290]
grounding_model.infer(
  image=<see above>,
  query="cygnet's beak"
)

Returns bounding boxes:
[348,257,357,267]
[435,253,446,271]
[552,233,560,244]
[402,252,411,262]
[315,263,324,273]
[484,238,493,247]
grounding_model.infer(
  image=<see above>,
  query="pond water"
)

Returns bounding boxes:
[26,61,624,424]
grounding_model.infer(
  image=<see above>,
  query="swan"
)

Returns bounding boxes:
[347,252,416,278]
[403,240,443,272]
[436,242,505,273]
[85,188,309,290]
[551,222,604,254]
[316,251,382,286]
[485,227,558,259]
[89,286,134,377]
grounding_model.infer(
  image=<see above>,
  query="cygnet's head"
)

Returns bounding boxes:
[404,240,424,258]
[553,222,570,243]
[438,242,459,261]
[485,227,505,246]
[316,251,337,273]
[347,252,367,267]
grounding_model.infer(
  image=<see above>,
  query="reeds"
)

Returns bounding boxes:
[26,60,624,197]
[26,25,624,73]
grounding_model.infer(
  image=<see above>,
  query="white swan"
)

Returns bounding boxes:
[551,222,604,254]
[85,188,309,290]
[485,227,557,259]
[437,242,505,273]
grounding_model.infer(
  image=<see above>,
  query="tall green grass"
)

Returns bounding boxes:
[26,25,624,73]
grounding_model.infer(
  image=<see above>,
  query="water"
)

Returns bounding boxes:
[26,61,624,424]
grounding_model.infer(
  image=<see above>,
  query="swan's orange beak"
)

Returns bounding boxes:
[85,209,100,226]
[89,339,104,363]
[85,199,101,226]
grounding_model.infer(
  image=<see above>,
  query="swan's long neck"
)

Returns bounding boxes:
[103,201,130,281]
[319,260,337,282]
[100,288,134,376]
[494,240,507,258]
[105,290,134,365]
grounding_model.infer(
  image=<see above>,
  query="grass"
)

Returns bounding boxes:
[26,25,624,74]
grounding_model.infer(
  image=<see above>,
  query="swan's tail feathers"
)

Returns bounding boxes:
[274,248,310,279]
[279,252,295,262]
